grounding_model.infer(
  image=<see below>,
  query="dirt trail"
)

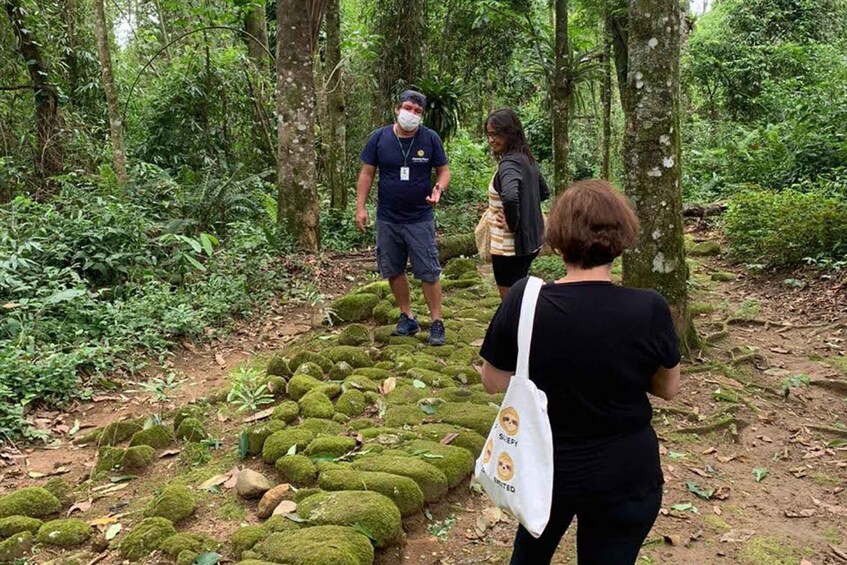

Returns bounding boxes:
[2,247,846,565]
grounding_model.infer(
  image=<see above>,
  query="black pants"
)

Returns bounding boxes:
[491,251,539,287]
[509,487,662,565]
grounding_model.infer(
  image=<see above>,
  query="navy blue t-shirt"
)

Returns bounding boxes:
[360,125,448,224]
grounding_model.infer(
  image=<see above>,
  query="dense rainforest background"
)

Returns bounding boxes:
[1,0,846,441]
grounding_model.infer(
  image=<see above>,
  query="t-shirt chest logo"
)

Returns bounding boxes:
[411,148,429,164]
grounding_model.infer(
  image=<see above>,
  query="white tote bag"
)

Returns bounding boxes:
[474,276,554,538]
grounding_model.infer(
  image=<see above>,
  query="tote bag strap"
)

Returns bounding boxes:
[515,276,543,378]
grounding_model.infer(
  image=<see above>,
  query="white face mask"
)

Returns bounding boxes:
[397,109,422,131]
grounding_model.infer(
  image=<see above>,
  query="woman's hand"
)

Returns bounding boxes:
[491,210,507,229]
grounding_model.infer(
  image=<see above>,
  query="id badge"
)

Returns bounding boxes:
[400,166,410,181]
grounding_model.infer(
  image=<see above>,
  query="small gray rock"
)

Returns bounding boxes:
[235,469,273,499]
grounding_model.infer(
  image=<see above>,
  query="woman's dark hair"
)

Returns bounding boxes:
[545,179,640,268]
[486,108,535,162]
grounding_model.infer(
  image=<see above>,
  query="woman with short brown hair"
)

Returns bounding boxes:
[479,179,681,564]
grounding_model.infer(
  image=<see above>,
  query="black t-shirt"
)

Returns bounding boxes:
[480,278,681,503]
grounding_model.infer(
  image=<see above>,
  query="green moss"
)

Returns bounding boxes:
[272,400,300,423]
[442,257,477,279]
[94,446,125,475]
[275,455,318,486]
[416,423,486,457]
[384,405,425,427]
[342,373,380,394]
[95,419,143,446]
[175,417,207,442]
[246,420,287,455]
[0,516,42,538]
[329,361,355,381]
[689,241,721,256]
[262,429,316,464]
[379,345,416,361]
[177,550,201,565]
[333,412,350,423]
[689,301,716,315]
[395,354,443,372]
[447,348,478,366]
[405,440,474,488]
[456,324,486,345]
[290,351,334,374]
[372,300,401,325]
[703,514,732,532]
[372,325,396,344]
[434,401,497,435]
[318,468,424,517]
[711,271,736,282]
[129,424,174,449]
[265,375,288,398]
[0,530,32,561]
[118,517,177,560]
[42,478,73,508]
[231,525,268,559]
[293,361,327,380]
[322,346,373,369]
[441,366,480,386]
[298,418,345,436]
[383,385,427,406]
[338,325,371,347]
[0,487,61,519]
[144,485,196,524]
[315,382,342,399]
[237,560,279,565]
[352,280,392,298]
[335,389,366,417]
[358,427,417,441]
[299,391,335,419]
[287,373,324,400]
[350,368,391,383]
[253,525,374,565]
[123,445,156,471]
[305,436,357,458]
[34,518,89,547]
[406,368,456,388]
[158,533,203,557]
[172,406,205,432]
[739,536,805,565]
[263,514,303,533]
[331,293,380,323]
[435,387,488,404]
[296,490,402,547]
[352,455,448,502]
[266,355,291,377]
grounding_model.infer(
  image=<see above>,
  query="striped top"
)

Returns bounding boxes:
[488,174,516,256]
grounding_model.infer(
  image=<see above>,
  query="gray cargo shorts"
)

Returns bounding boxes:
[375,220,441,282]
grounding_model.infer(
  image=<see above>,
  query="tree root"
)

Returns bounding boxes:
[806,424,847,439]
[711,389,760,412]
[654,406,701,422]
[675,415,737,435]
[682,364,713,375]
[810,379,847,395]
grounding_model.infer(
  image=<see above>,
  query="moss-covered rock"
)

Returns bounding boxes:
[339,376,378,400]
[35,518,91,547]
[711,271,736,282]
[349,368,391,383]
[175,417,207,442]
[292,361,326,380]
[253,525,374,565]
[299,391,335,419]
[129,424,174,449]
[405,440,474,488]
[689,241,721,256]
[263,514,303,532]
[118,517,177,560]
[246,420,287,455]
[97,419,143,446]
[384,405,426,427]
[271,400,300,423]
[0,487,61,519]
[333,412,350,424]
[372,300,401,325]
[435,386,492,405]
[330,293,380,323]
[352,280,391,298]
[305,435,357,458]
[442,257,477,279]
[298,418,345,436]
[266,355,291,378]
[122,445,156,471]
[379,345,416,361]
[275,454,317,486]
[456,324,487,345]
[42,478,73,508]
[447,348,478,366]
[383,385,427,406]
[289,352,334,374]
[144,485,196,524]
[265,375,288,398]
[0,516,43,538]
[296,491,403,547]
[315,382,342,399]
[159,533,203,557]
[416,423,486,457]
[372,325,397,345]
[329,361,355,381]
[262,429,316,463]
[395,354,443,373]
[318,469,424,516]
[322,346,373,369]
[352,455,448,503]
[231,525,268,559]
[442,365,481,385]
[338,324,371,347]
[93,446,125,476]
[335,389,366,417]
[287,373,324,400]
[358,427,417,442]
[435,401,497,435]
[0,530,32,561]
[172,406,205,433]
[406,368,456,388]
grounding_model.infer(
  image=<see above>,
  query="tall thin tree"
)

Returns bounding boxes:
[552,0,570,192]
[600,3,612,179]
[621,0,695,350]
[94,0,128,187]
[276,0,327,252]
[324,0,347,210]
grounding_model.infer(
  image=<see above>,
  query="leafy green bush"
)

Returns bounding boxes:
[724,187,847,267]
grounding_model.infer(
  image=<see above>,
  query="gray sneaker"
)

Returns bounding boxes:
[428,319,446,346]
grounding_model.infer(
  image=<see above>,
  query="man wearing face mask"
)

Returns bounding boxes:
[355,90,451,346]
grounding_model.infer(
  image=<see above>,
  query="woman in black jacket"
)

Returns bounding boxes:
[485,109,549,299]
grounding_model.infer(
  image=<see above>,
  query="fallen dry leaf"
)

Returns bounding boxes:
[223,467,240,489]
[441,432,459,446]
[242,407,275,423]
[379,377,397,396]
[713,505,722,515]
[720,529,755,543]
[67,500,93,516]
[812,498,847,517]
[215,352,226,367]
[702,447,717,455]
[717,454,739,463]
[198,473,230,490]
[88,516,118,528]
[713,486,731,500]
[158,449,180,459]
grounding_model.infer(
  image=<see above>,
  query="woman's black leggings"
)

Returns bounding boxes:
[509,487,662,565]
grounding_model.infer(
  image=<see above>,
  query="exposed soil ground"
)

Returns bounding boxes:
[2,240,846,565]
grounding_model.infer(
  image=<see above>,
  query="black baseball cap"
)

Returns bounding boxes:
[398,90,427,110]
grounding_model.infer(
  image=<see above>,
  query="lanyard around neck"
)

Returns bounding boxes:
[394,129,417,167]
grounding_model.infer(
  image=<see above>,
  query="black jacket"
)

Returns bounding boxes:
[493,152,550,256]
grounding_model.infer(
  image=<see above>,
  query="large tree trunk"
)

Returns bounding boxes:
[4,0,64,180]
[93,0,128,187]
[276,0,322,252]
[325,0,347,210]
[600,6,612,180]
[552,0,570,193]
[609,7,631,117]
[621,0,696,352]
[243,1,270,74]
[375,0,425,117]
